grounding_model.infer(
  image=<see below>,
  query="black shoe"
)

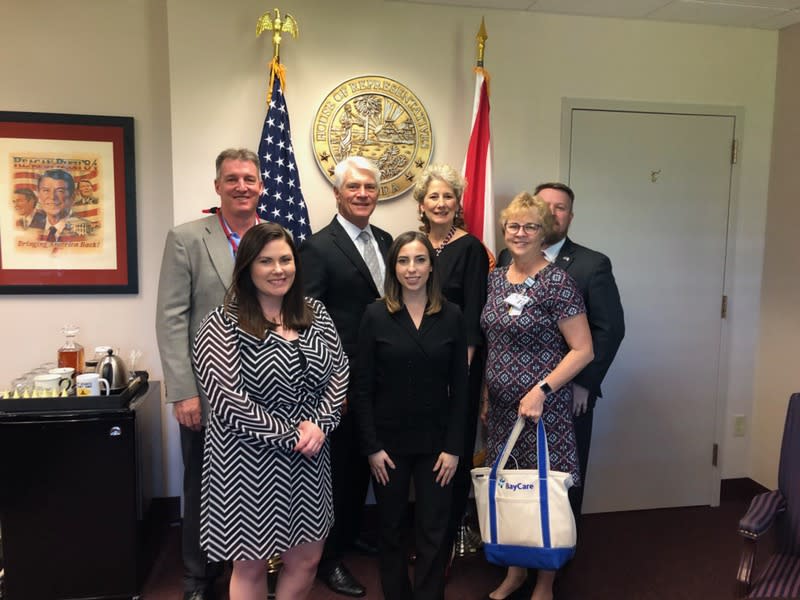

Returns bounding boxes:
[319,563,366,597]
[351,537,378,556]
[183,588,216,600]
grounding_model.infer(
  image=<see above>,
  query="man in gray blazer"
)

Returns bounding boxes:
[497,182,625,521]
[156,148,263,600]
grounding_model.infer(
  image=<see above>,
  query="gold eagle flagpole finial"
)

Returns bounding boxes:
[476,17,487,67]
[256,8,299,101]
[474,17,490,94]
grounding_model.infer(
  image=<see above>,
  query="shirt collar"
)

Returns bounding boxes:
[336,213,373,243]
[543,237,566,263]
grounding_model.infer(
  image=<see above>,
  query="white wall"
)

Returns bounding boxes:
[166,0,777,480]
[0,0,780,491]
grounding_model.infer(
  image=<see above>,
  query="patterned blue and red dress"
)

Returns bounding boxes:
[480,263,586,482]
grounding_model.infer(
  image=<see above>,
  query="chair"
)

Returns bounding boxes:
[736,393,800,598]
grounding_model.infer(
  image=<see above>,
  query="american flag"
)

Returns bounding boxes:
[257,77,311,242]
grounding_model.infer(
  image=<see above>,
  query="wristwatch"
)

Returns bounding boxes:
[538,381,553,395]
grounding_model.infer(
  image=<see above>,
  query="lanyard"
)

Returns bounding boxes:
[217,211,259,256]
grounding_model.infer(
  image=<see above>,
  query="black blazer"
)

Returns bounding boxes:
[498,238,625,399]
[353,300,468,457]
[299,216,393,361]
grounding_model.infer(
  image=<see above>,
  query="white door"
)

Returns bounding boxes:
[566,107,735,512]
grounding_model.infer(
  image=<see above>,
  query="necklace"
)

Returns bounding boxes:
[433,225,457,256]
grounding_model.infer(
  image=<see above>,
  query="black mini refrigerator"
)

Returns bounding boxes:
[0,377,148,600]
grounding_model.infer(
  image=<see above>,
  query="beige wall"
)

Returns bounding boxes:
[0,0,172,389]
[166,0,777,480]
[0,0,785,490]
[752,22,800,488]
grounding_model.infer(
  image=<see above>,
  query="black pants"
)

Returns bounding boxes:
[318,411,371,573]
[374,452,453,600]
[180,425,223,592]
[445,352,484,546]
[568,396,596,522]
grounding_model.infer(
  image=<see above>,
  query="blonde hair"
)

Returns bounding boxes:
[500,192,556,240]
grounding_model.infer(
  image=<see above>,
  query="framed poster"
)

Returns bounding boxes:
[0,111,137,294]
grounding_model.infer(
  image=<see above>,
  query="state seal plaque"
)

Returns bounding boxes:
[312,76,433,200]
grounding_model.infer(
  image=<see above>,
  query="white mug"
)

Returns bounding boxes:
[49,367,75,393]
[33,373,70,394]
[76,373,110,396]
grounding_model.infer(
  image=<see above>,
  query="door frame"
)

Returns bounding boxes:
[559,98,745,507]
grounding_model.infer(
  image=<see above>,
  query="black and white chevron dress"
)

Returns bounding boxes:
[192,298,349,561]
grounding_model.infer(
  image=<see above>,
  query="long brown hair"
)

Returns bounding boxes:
[224,223,313,337]
[383,231,443,316]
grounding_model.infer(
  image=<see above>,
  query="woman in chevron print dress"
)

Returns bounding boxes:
[480,193,593,600]
[192,223,349,600]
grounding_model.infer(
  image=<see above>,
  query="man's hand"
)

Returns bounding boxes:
[173,396,202,431]
[572,383,590,416]
[294,421,326,458]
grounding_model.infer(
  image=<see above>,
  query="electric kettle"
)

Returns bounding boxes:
[95,347,130,393]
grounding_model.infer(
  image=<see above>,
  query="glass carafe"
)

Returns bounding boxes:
[58,325,85,375]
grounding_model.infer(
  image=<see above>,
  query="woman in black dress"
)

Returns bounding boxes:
[413,164,490,555]
[353,231,468,600]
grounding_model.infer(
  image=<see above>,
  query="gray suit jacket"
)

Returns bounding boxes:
[156,214,233,422]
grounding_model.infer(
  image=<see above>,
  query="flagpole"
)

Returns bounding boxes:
[462,17,496,266]
[256,8,298,101]
[255,8,312,242]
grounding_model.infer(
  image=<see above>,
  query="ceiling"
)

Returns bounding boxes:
[389,0,800,29]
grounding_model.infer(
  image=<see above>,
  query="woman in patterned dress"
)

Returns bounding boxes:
[412,164,489,558]
[480,193,593,600]
[192,223,349,600]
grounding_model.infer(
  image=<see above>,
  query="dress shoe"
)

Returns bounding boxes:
[183,588,216,600]
[351,537,378,556]
[319,563,366,597]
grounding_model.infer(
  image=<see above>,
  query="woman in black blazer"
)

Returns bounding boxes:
[353,231,468,600]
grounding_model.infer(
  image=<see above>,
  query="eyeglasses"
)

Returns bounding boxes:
[504,222,542,235]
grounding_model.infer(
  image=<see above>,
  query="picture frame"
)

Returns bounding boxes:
[0,111,138,294]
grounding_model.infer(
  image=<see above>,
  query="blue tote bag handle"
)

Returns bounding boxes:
[488,417,551,546]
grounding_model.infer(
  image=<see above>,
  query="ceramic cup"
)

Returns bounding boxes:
[33,373,70,395]
[75,373,110,396]
[49,367,75,394]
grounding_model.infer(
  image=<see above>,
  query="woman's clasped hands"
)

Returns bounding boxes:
[294,420,325,458]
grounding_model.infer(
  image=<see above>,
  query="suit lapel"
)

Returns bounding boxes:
[203,216,234,289]
[391,307,433,359]
[374,228,392,259]
[555,237,577,273]
[329,217,381,296]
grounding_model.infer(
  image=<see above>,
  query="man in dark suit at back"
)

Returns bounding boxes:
[498,182,625,521]
[300,156,393,598]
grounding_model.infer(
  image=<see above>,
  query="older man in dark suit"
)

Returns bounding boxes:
[498,182,625,521]
[300,156,393,598]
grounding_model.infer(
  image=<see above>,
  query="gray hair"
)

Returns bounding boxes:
[412,163,465,204]
[215,148,259,179]
[332,156,381,190]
